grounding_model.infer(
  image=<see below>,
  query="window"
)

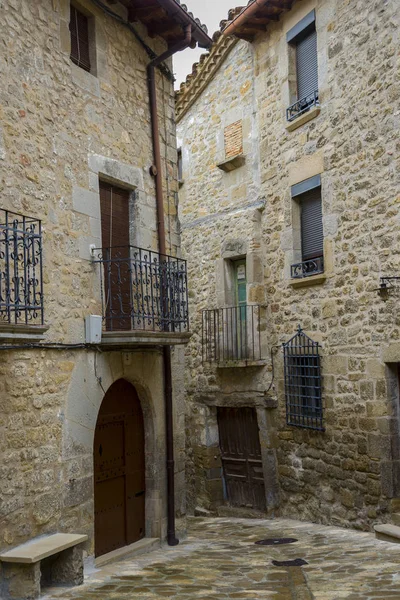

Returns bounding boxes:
[177,148,183,185]
[287,10,319,121]
[70,5,91,72]
[283,326,323,431]
[291,175,323,278]
[0,209,44,325]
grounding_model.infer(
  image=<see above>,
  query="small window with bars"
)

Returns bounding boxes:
[283,326,323,431]
[70,4,91,73]
[286,10,319,121]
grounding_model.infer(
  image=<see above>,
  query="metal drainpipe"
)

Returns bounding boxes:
[148,24,192,547]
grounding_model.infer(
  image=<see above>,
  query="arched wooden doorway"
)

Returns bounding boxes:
[94,379,145,557]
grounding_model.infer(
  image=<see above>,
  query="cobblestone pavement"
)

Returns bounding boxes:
[46,517,400,599]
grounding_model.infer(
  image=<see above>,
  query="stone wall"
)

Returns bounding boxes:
[0,0,185,557]
[178,0,400,529]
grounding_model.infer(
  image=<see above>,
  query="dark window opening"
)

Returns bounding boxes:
[283,327,323,431]
[287,11,319,121]
[70,4,91,72]
[177,148,183,184]
[291,184,324,278]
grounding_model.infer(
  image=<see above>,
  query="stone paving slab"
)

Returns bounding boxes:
[44,517,400,600]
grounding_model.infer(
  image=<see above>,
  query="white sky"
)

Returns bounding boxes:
[173,0,236,88]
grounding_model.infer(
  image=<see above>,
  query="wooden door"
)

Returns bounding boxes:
[94,379,145,557]
[217,407,266,511]
[99,181,131,331]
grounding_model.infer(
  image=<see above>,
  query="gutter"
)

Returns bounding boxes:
[157,0,212,48]
[147,24,193,547]
[223,0,268,37]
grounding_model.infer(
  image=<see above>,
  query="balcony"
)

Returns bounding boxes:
[202,305,265,367]
[93,246,190,347]
[287,91,319,122]
[291,256,324,279]
[0,209,46,341]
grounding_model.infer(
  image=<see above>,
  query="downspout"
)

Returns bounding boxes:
[147,24,193,547]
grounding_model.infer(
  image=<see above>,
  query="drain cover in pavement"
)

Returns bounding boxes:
[272,558,308,567]
[255,538,298,546]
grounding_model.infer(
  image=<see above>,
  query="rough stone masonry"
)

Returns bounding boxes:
[177,0,400,530]
[0,0,187,567]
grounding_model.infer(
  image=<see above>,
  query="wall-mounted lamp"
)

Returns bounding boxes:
[376,277,400,301]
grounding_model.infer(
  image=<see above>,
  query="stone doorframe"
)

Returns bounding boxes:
[194,391,280,513]
[62,350,167,555]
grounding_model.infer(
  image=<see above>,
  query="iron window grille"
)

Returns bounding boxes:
[0,209,44,325]
[70,4,91,72]
[92,246,189,333]
[283,326,323,431]
[202,305,262,364]
[287,90,319,122]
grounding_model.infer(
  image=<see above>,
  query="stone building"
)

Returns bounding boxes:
[176,0,400,531]
[0,0,211,597]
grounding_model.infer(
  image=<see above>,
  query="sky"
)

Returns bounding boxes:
[173,0,236,88]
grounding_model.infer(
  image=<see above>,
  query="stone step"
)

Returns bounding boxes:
[392,513,400,527]
[94,538,160,568]
[374,524,400,543]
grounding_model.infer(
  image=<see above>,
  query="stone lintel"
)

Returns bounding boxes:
[383,342,400,364]
[285,106,321,132]
[217,155,246,172]
[195,392,277,409]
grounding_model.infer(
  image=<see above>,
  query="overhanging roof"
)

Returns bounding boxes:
[222,0,295,41]
[114,0,212,48]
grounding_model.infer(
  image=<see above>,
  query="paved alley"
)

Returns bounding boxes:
[45,517,400,599]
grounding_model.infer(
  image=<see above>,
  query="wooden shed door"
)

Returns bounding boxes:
[99,181,131,331]
[217,407,266,511]
[94,379,145,557]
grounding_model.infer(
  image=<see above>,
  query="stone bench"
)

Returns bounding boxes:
[0,533,88,600]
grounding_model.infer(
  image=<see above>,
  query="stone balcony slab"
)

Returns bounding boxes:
[100,330,192,348]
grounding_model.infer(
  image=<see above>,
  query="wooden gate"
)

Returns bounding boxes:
[217,407,266,511]
[94,379,145,557]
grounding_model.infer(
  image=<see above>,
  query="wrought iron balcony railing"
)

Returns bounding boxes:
[0,209,43,325]
[93,246,189,333]
[202,305,263,364]
[291,256,324,279]
[287,90,319,122]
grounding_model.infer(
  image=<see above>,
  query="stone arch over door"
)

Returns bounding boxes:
[93,378,145,557]
[63,351,167,554]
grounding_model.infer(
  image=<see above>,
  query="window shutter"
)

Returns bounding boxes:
[70,5,91,72]
[300,187,323,261]
[296,29,318,100]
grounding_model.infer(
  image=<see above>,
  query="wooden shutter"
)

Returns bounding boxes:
[300,187,323,261]
[70,5,91,72]
[99,182,131,331]
[296,29,318,100]
[100,182,130,249]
